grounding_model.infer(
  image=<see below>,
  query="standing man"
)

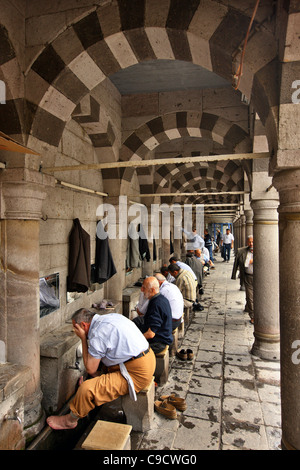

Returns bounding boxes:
[204,229,214,262]
[221,228,235,262]
[231,235,254,323]
[182,226,205,251]
[133,277,173,354]
[46,309,155,430]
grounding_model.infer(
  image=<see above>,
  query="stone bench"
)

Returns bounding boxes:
[154,345,169,385]
[184,306,192,327]
[169,327,179,357]
[121,376,155,432]
[178,319,184,339]
[81,420,132,450]
[122,286,142,320]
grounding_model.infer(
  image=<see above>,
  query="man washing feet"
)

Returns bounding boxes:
[46,308,155,430]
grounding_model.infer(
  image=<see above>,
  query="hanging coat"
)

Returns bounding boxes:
[95,221,117,284]
[138,224,150,261]
[67,218,91,292]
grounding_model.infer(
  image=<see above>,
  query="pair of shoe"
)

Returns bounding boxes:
[193,302,204,311]
[154,394,187,419]
[176,348,194,360]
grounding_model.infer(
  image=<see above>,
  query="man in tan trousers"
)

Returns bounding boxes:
[47,309,156,430]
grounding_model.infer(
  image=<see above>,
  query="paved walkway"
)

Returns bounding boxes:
[132,255,282,451]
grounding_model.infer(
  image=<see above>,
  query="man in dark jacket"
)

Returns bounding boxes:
[231,235,254,323]
[133,276,173,354]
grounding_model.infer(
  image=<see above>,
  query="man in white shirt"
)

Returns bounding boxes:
[221,228,235,262]
[155,273,184,329]
[46,309,155,430]
[182,227,205,251]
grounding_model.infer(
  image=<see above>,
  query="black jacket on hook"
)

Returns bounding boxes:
[95,221,117,284]
[67,218,91,292]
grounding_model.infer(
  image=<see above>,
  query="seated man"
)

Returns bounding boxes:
[160,264,175,283]
[168,263,197,309]
[133,276,173,355]
[169,255,197,281]
[47,309,155,430]
[154,273,184,329]
[184,250,204,295]
[195,248,215,271]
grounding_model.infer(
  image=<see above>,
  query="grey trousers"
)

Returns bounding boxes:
[244,274,254,319]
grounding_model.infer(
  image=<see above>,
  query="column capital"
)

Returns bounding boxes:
[273,168,300,214]
[250,198,279,224]
[0,168,54,220]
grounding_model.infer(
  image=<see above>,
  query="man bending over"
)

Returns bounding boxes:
[47,309,155,430]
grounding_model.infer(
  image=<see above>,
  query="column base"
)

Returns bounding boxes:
[251,331,280,361]
[23,390,45,444]
[281,436,299,450]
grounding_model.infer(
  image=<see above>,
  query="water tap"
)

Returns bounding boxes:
[5,409,21,425]
[67,360,81,371]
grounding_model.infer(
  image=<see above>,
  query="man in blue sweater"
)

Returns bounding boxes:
[133,276,173,354]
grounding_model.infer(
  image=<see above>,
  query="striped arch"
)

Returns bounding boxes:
[23,0,278,153]
[155,160,244,206]
[121,111,251,160]
[120,110,250,196]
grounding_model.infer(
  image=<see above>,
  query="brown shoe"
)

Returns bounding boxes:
[160,394,187,411]
[176,349,187,360]
[154,399,177,419]
[187,349,194,360]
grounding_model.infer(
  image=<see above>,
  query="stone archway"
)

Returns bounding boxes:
[24,0,278,160]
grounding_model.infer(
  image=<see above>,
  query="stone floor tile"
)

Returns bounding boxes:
[257,383,281,404]
[222,422,269,450]
[223,396,263,425]
[198,339,224,352]
[189,375,222,397]
[224,363,255,381]
[195,350,222,363]
[260,401,281,428]
[224,378,259,401]
[173,417,219,450]
[193,361,223,379]
[224,353,253,367]
[265,426,282,450]
[139,428,176,450]
[184,393,220,422]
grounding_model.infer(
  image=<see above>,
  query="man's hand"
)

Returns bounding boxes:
[73,322,87,341]
[144,327,155,340]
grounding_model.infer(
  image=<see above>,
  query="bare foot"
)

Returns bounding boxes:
[46,413,78,430]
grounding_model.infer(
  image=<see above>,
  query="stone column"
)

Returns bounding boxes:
[240,213,246,248]
[0,167,54,440]
[244,208,254,238]
[250,198,280,361]
[273,169,300,450]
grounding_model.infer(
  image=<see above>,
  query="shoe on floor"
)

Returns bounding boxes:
[187,349,194,360]
[176,349,187,360]
[159,394,187,411]
[154,399,177,419]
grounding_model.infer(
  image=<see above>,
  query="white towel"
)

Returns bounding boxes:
[119,362,137,401]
